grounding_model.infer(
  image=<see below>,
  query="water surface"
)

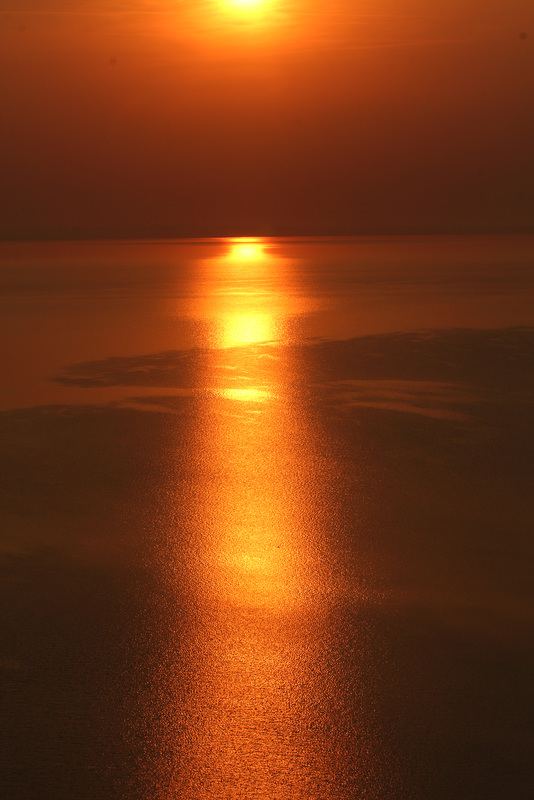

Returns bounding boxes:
[1,237,533,799]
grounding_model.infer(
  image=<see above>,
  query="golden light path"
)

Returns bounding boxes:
[203,241,298,613]
[213,241,278,349]
[166,239,340,798]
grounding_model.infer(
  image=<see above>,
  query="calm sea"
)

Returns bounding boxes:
[1,236,533,799]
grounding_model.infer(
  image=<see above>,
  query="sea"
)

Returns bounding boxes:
[1,236,533,799]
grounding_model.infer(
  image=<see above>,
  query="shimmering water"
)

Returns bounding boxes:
[1,237,533,799]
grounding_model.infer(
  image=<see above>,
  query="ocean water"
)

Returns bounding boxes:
[1,236,533,799]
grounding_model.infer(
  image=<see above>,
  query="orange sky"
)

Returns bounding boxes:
[1,0,533,237]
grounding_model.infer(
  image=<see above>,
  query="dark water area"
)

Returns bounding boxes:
[1,237,533,799]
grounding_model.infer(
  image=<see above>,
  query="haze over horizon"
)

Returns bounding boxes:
[1,0,533,239]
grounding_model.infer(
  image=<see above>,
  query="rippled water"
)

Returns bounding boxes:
[1,237,533,799]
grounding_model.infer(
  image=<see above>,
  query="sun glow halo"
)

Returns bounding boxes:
[195,0,287,40]
[229,0,266,7]
[219,0,272,19]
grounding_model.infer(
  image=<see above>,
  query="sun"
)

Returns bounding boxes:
[229,0,266,7]
[221,0,271,15]
[207,0,282,33]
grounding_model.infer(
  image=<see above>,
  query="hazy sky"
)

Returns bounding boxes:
[1,0,533,236]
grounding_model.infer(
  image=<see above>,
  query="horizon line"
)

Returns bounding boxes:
[2,225,534,243]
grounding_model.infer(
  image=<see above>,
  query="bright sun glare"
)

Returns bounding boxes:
[209,0,281,33]
[221,0,270,16]
[230,241,264,261]
[231,0,265,6]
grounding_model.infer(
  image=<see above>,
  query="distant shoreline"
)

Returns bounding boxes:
[2,226,534,242]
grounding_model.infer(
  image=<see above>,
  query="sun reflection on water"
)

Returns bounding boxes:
[219,311,275,348]
[169,238,338,798]
[202,238,309,613]
[214,387,272,401]
[188,238,301,350]
[227,239,266,260]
